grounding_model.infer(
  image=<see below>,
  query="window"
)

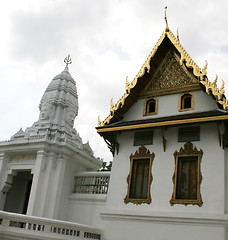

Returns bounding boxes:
[178,92,195,111]
[143,98,158,116]
[129,159,150,199]
[178,126,200,142]
[124,146,155,205]
[170,142,203,206]
[134,131,153,146]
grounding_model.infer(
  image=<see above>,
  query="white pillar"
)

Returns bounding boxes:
[38,152,67,219]
[41,152,58,218]
[0,153,6,210]
[27,150,47,216]
[50,154,67,219]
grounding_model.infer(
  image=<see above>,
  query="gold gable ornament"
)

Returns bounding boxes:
[97,15,228,127]
[141,50,200,97]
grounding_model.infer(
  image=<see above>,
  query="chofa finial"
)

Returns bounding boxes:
[125,76,130,93]
[177,28,180,41]
[110,98,114,112]
[98,115,101,126]
[220,80,225,95]
[202,60,208,75]
[64,55,72,67]
[164,6,169,32]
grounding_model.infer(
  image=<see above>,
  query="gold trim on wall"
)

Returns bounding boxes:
[139,84,201,99]
[124,146,155,205]
[170,142,203,207]
[143,97,158,116]
[97,115,228,133]
[178,92,195,112]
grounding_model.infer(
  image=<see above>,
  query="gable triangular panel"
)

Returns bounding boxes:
[141,50,200,97]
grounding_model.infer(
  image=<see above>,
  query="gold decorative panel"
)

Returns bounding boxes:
[143,51,198,95]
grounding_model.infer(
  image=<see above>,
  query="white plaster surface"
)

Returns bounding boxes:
[106,122,225,214]
[123,90,218,122]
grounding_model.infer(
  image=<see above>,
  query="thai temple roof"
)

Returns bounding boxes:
[97,10,228,128]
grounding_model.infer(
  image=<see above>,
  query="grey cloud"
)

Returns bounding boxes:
[9,0,111,62]
[220,46,228,54]
[99,42,131,60]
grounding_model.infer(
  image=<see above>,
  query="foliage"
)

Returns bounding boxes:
[99,161,112,171]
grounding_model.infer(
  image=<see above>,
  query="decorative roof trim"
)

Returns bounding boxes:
[97,114,228,133]
[98,28,227,127]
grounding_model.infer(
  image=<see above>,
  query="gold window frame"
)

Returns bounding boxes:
[170,142,203,206]
[124,146,155,205]
[143,97,158,116]
[178,92,195,112]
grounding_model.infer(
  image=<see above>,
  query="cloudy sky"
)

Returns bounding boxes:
[0,0,228,162]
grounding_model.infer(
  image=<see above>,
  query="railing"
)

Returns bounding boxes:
[74,172,110,194]
[0,210,102,240]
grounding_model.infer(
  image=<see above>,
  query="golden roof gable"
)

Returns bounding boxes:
[98,27,228,127]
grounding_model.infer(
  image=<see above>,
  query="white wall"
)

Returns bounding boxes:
[67,194,106,227]
[106,122,225,214]
[101,212,226,240]
[57,156,87,220]
[123,90,218,121]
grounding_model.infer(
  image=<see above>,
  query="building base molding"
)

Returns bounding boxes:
[101,209,228,226]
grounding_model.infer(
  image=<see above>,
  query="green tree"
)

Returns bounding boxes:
[100,161,112,171]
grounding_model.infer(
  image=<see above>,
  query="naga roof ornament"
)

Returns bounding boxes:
[165,6,169,32]
[177,28,180,41]
[125,76,130,94]
[98,14,228,127]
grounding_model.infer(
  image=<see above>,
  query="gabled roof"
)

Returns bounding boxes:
[97,26,228,128]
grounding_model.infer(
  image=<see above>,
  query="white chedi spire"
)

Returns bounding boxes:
[7,56,99,159]
[39,55,78,127]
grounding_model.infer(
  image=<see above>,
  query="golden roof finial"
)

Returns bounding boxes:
[177,28,180,41]
[98,115,101,126]
[64,54,72,67]
[220,80,225,95]
[125,76,130,93]
[202,60,208,75]
[110,98,114,112]
[213,75,218,87]
[164,6,169,32]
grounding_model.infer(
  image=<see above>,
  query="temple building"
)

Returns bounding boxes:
[0,56,102,223]
[1,15,228,240]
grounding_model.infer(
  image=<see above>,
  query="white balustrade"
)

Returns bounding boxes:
[74,172,110,195]
[0,210,102,240]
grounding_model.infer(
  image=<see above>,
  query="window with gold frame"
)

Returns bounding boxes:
[178,92,195,112]
[124,146,154,205]
[170,142,203,206]
[143,98,158,116]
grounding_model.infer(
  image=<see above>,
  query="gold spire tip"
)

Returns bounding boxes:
[164,6,169,32]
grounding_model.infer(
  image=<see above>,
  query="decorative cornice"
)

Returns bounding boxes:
[200,75,228,109]
[98,28,228,127]
[97,114,228,133]
[100,209,228,226]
